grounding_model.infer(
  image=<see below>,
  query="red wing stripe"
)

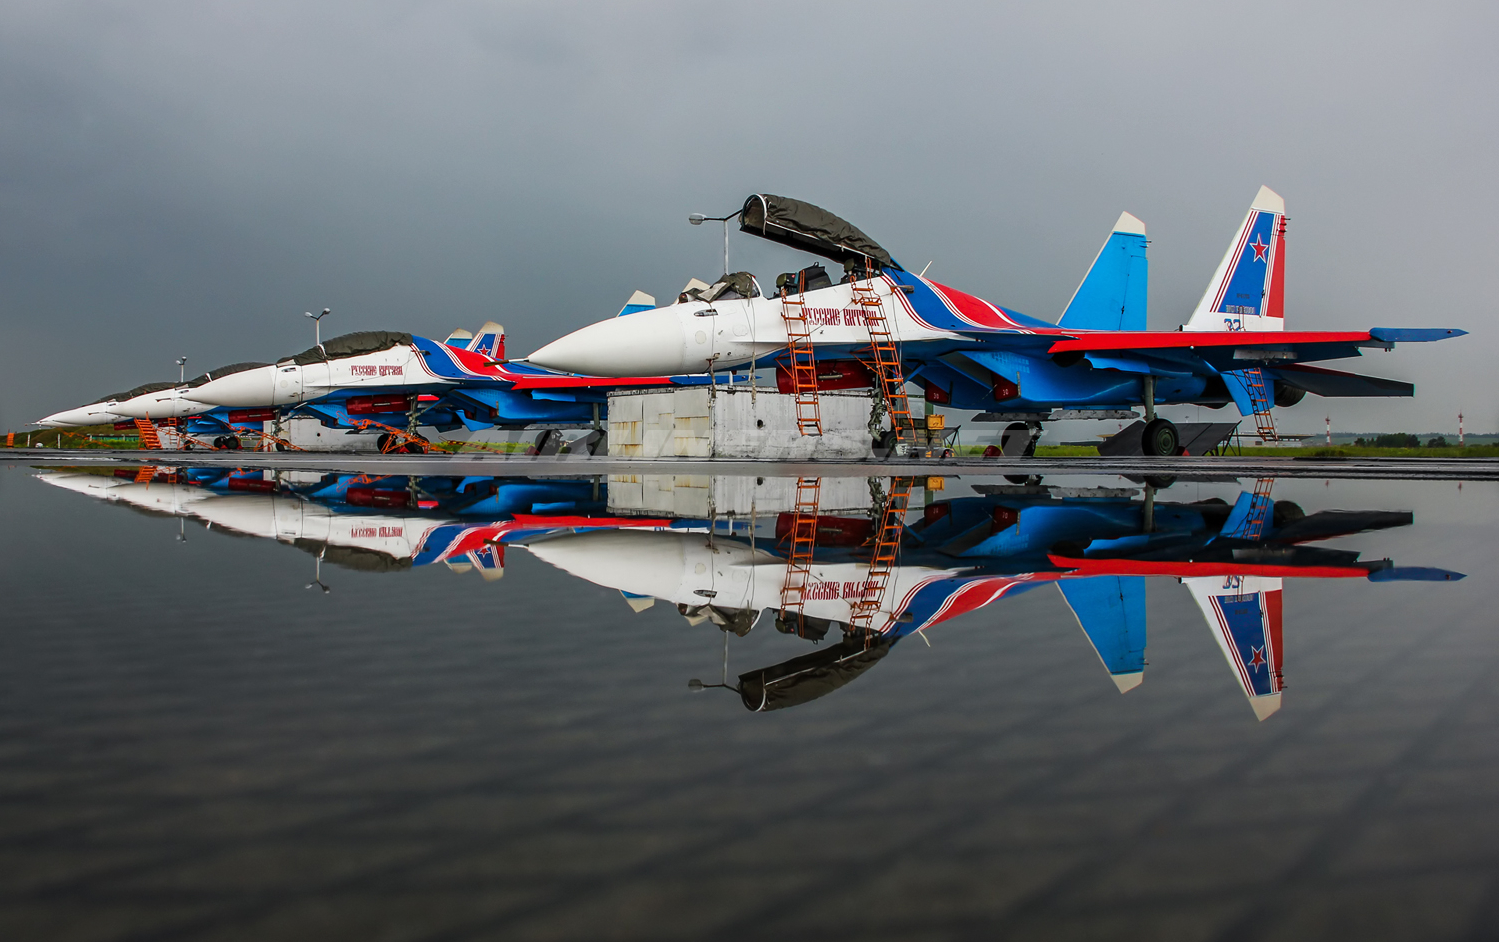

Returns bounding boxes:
[1046,330,1373,353]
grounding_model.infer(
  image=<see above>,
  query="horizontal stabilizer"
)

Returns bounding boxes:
[617,290,656,318]
[1368,567,1467,582]
[1275,364,1412,398]
[1058,212,1148,332]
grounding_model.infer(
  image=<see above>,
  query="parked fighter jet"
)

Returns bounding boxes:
[528,190,1465,455]
[523,476,1461,716]
[37,323,682,451]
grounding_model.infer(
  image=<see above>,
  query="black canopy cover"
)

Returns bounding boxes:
[280,331,414,366]
[737,636,893,712]
[738,194,899,271]
[185,362,270,387]
[98,381,177,404]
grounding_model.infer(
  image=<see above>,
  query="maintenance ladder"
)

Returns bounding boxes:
[1241,367,1279,441]
[847,476,914,638]
[778,477,822,631]
[849,272,916,448]
[779,276,822,436]
[133,418,162,450]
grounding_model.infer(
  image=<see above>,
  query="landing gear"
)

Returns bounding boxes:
[872,429,898,458]
[1141,418,1179,457]
[212,435,242,451]
[1000,422,1039,457]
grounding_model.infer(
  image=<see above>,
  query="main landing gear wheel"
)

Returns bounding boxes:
[1141,418,1179,457]
[872,429,898,458]
[1000,422,1037,457]
[402,436,428,454]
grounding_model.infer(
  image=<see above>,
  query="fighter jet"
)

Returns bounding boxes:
[527,189,1465,455]
[37,322,683,452]
[520,476,1461,716]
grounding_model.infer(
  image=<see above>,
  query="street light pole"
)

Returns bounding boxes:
[305,308,331,349]
[689,212,735,278]
[177,356,188,384]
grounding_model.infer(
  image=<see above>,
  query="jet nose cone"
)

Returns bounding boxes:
[190,365,278,407]
[36,405,120,428]
[529,310,692,377]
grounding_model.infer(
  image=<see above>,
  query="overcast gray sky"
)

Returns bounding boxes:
[2,1,1494,434]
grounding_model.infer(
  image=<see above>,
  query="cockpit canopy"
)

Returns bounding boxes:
[278,331,414,366]
[739,193,899,272]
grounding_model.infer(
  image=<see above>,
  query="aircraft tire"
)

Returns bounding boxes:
[275,442,288,452]
[226,436,242,451]
[377,433,393,453]
[872,430,898,458]
[402,437,428,453]
[1000,423,1032,457]
[1141,418,1179,457]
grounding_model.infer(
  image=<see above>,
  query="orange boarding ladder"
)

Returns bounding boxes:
[133,419,162,450]
[780,275,822,436]
[849,269,915,448]
[847,476,914,638]
[778,477,823,631]
[1241,367,1279,442]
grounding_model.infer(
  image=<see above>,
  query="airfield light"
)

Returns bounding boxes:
[305,307,332,349]
[688,212,735,278]
[176,356,188,384]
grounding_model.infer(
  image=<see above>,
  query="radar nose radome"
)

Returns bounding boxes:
[528,309,692,377]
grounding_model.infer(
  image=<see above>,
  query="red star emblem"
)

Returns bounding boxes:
[1249,234,1270,262]
[1249,646,1267,671]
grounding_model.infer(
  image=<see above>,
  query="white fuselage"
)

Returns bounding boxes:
[36,401,129,428]
[527,281,957,377]
[524,528,950,630]
[112,386,220,420]
[187,345,440,408]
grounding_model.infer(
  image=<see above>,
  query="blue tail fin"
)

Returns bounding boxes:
[1059,575,1147,692]
[1058,212,1148,332]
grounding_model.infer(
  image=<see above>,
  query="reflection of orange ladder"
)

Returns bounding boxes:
[848,476,913,637]
[133,419,162,450]
[779,276,822,436]
[1241,477,1276,541]
[851,273,914,448]
[1241,367,1278,441]
[778,477,822,630]
[349,418,430,453]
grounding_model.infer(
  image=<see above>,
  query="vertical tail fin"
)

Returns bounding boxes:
[1183,575,1285,720]
[468,322,505,360]
[1059,575,1148,692]
[1184,186,1286,332]
[1058,212,1148,332]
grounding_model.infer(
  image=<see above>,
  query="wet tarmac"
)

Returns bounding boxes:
[2,462,1496,940]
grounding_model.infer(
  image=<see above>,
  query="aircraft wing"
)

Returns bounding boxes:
[1044,327,1465,367]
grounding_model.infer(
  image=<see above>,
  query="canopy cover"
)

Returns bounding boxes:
[739,194,898,271]
[280,331,414,365]
[737,636,892,711]
[185,362,270,387]
[98,381,176,404]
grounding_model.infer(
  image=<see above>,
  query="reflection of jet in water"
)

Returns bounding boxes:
[33,467,639,580]
[36,469,1463,719]
[529,476,1462,718]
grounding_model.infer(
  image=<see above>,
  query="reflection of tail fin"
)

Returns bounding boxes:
[1059,576,1147,692]
[1185,186,1286,333]
[1058,213,1148,332]
[468,321,505,360]
[1184,576,1284,720]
